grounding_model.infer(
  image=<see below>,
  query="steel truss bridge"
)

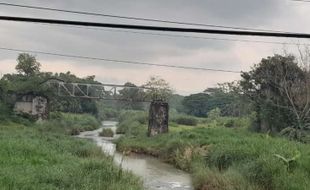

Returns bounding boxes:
[44,79,152,102]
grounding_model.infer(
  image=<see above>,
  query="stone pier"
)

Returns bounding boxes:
[148,101,169,137]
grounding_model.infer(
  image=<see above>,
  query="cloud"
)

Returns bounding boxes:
[0,0,309,95]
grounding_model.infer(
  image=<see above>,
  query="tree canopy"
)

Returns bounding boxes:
[15,53,41,76]
[240,54,310,134]
[143,76,173,101]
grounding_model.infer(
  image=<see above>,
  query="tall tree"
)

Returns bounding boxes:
[240,54,310,133]
[118,82,146,110]
[182,93,211,117]
[15,53,41,76]
[143,76,173,101]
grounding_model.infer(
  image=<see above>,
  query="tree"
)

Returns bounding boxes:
[143,76,173,101]
[204,82,252,117]
[182,82,251,118]
[182,93,211,117]
[15,53,41,76]
[168,94,185,113]
[240,54,310,133]
[118,82,146,110]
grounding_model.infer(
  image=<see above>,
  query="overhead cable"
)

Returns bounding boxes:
[1,16,310,38]
[0,2,286,32]
[0,47,242,73]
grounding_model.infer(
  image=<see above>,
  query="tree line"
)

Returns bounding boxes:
[180,51,310,142]
[0,53,173,120]
[1,51,310,141]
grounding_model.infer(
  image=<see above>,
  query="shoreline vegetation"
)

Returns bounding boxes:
[0,113,143,190]
[115,111,310,190]
[1,52,310,190]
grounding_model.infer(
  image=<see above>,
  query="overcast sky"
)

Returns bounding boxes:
[0,0,310,95]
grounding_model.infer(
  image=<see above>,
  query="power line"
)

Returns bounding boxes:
[0,47,242,73]
[1,16,310,38]
[0,2,285,32]
[35,22,310,46]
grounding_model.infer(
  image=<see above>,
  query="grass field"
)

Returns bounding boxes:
[116,112,310,190]
[0,116,143,190]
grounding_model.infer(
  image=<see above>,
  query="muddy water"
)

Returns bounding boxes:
[77,121,193,190]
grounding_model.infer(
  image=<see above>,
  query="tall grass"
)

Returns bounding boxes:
[40,112,101,135]
[0,122,143,190]
[116,112,310,190]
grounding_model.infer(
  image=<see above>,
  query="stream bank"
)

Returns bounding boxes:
[77,121,193,190]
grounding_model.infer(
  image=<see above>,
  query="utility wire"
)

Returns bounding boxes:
[35,22,310,46]
[0,2,285,32]
[1,16,310,38]
[0,47,242,73]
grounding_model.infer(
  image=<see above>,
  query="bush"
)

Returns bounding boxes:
[0,102,10,121]
[192,165,260,190]
[99,128,114,137]
[116,110,147,135]
[208,108,221,120]
[39,112,100,135]
[118,110,147,124]
[116,121,145,136]
[175,116,198,126]
[224,119,235,128]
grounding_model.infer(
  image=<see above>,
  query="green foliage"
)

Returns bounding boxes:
[240,54,310,133]
[143,76,173,101]
[0,101,10,121]
[208,108,221,120]
[97,102,120,121]
[0,123,142,190]
[116,110,147,136]
[15,53,41,76]
[274,151,301,172]
[168,94,185,113]
[183,84,252,118]
[118,82,146,110]
[116,112,310,190]
[174,115,198,126]
[43,112,100,135]
[192,166,261,190]
[182,93,210,117]
[99,128,114,137]
[1,54,101,116]
[280,127,310,143]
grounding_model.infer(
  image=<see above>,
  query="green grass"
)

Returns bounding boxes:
[116,113,310,190]
[0,119,142,190]
[42,112,101,135]
[99,128,114,137]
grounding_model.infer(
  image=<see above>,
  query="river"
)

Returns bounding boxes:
[77,121,193,190]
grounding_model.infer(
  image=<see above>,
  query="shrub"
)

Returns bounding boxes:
[208,108,221,121]
[39,112,100,135]
[175,116,198,126]
[116,121,144,136]
[116,110,147,135]
[99,128,114,137]
[224,119,235,128]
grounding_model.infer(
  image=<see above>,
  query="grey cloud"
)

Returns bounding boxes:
[0,0,307,94]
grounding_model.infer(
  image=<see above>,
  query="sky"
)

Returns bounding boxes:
[1,0,310,95]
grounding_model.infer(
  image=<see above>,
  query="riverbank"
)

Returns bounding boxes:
[78,121,193,190]
[0,116,143,190]
[115,112,310,190]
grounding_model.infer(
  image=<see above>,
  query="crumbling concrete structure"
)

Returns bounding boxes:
[14,94,48,119]
[148,101,169,137]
